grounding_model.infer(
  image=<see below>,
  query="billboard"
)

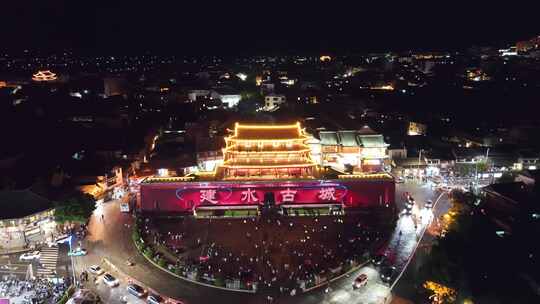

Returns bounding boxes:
[140,179,395,212]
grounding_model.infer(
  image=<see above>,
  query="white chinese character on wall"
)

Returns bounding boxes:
[318,187,337,201]
[280,188,297,203]
[200,189,218,204]
[241,188,258,203]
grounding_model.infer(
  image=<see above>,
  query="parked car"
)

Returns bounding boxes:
[437,184,451,192]
[55,234,70,244]
[404,201,414,214]
[352,273,368,289]
[68,248,87,256]
[380,266,396,283]
[20,251,41,261]
[88,265,104,275]
[127,283,146,297]
[371,254,386,266]
[147,294,164,304]
[103,273,119,287]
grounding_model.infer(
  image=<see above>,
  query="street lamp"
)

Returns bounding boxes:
[68,235,77,286]
[418,149,423,181]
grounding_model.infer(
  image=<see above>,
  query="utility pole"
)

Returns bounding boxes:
[418,149,423,181]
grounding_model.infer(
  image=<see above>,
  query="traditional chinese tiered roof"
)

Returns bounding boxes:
[32,70,57,82]
[219,122,317,179]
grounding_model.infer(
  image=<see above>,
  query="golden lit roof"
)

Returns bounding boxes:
[337,173,393,180]
[32,70,57,82]
[230,122,306,140]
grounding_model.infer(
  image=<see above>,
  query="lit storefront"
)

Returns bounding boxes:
[0,190,57,250]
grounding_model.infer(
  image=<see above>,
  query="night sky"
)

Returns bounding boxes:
[1,2,538,54]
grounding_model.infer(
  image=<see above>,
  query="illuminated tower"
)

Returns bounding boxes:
[218,122,317,179]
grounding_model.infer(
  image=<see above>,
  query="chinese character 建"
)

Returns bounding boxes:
[200,189,218,204]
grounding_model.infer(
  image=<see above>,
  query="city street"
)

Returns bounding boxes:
[72,180,451,304]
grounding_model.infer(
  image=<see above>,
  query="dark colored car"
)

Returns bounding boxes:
[371,254,386,266]
[147,294,164,304]
[127,283,146,297]
[380,266,396,283]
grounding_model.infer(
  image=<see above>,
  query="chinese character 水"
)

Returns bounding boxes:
[241,188,258,203]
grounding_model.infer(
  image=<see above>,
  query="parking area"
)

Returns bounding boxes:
[83,260,180,304]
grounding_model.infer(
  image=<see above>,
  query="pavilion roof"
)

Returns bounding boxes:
[231,123,305,140]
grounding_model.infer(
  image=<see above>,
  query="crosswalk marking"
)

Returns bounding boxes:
[37,247,58,278]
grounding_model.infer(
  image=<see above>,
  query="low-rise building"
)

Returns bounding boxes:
[263,94,286,111]
[211,89,241,108]
[317,126,388,173]
[0,190,57,251]
[480,182,539,233]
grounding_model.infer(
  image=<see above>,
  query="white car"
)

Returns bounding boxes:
[120,202,130,213]
[88,265,104,275]
[147,294,164,304]
[19,251,40,261]
[352,273,368,289]
[55,234,70,244]
[102,273,119,287]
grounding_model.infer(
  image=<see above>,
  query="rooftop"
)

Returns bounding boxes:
[318,129,387,148]
[482,182,532,205]
[0,190,53,220]
[231,123,305,140]
[141,172,394,184]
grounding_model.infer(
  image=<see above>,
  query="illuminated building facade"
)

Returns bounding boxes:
[139,123,395,215]
[218,123,317,179]
[318,126,389,172]
[32,70,57,82]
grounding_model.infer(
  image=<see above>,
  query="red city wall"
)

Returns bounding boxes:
[139,179,395,213]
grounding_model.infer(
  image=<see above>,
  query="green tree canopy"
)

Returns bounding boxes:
[54,191,96,223]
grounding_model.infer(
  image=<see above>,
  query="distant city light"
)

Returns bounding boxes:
[158,168,169,177]
[236,73,247,81]
[319,55,332,62]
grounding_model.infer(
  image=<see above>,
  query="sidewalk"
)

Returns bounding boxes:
[0,246,31,255]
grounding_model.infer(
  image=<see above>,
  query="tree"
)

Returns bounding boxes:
[237,90,263,114]
[54,191,96,223]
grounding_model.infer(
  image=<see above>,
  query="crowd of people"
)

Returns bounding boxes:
[0,277,69,303]
[139,209,393,294]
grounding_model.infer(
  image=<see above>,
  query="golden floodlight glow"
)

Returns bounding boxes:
[32,70,57,82]
[423,281,457,303]
[220,122,317,179]
[320,55,332,62]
